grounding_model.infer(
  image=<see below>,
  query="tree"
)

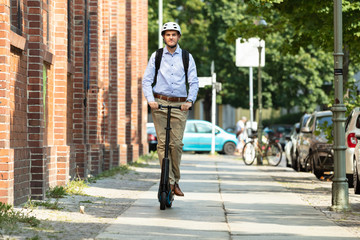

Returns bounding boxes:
[263,34,334,113]
[148,0,251,121]
[234,0,360,86]
[147,0,349,118]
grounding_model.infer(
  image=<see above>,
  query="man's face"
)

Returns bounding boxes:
[163,30,180,49]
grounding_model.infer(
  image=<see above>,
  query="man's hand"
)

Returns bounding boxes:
[148,102,159,109]
[181,101,192,111]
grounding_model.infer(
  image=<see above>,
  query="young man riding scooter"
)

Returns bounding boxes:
[142,22,199,197]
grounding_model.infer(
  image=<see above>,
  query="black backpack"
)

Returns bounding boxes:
[151,48,190,88]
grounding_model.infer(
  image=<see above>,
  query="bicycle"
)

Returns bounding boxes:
[242,133,283,166]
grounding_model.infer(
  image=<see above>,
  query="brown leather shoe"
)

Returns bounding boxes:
[174,183,184,197]
[170,184,175,194]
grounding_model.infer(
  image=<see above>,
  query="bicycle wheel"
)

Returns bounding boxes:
[243,142,256,165]
[265,142,282,166]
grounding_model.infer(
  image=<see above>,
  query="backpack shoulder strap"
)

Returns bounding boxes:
[152,48,163,88]
[182,49,190,85]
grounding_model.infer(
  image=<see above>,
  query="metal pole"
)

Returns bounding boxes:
[249,67,253,131]
[257,45,263,165]
[211,72,216,155]
[158,0,163,49]
[331,0,349,211]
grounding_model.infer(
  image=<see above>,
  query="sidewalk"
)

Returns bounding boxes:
[96,154,359,240]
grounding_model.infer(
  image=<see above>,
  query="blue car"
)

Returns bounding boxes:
[183,120,237,155]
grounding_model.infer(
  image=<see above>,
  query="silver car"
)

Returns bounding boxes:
[284,123,300,168]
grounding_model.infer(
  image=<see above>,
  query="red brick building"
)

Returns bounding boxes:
[0,0,148,205]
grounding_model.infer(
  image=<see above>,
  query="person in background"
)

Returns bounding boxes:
[236,116,247,156]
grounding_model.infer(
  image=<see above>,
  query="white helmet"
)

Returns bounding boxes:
[161,22,181,36]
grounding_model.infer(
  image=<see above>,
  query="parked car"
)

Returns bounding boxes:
[293,113,311,171]
[147,122,157,152]
[346,107,360,189]
[183,120,237,155]
[296,110,333,178]
[284,122,300,167]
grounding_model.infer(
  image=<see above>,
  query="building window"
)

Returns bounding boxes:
[10,0,22,35]
[43,0,50,45]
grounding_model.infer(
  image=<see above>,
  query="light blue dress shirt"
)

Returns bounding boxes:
[142,45,199,103]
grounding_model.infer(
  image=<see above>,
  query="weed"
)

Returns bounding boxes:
[88,165,130,183]
[27,235,41,240]
[46,186,67,199]
[24,198,63,210]
[131,152,158,167]
[0,202,40,234]
[66,178,89,195]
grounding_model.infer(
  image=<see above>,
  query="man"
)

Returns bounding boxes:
[236,116,247,155]
[142,22,199,197]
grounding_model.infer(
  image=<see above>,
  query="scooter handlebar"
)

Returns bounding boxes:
[158,104,192,110]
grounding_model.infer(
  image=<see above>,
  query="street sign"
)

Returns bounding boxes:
[236,38,265,67]
[215,82,222,92]
[198,77,212,88]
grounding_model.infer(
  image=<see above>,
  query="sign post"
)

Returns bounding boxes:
[211,61,216,154]
[236,38,265,132]
[198,61,221,155]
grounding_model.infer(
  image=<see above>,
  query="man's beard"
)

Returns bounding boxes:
[166,42,177,49]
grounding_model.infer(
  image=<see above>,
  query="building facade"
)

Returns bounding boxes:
[0,0,148,205]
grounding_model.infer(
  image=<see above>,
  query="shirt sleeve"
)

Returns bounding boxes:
[142,52,156,103]
[187,53,199,103]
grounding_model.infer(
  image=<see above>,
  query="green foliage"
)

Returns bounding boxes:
[314,120,333,144]
[235,0,360,85]
[344,80,360,116]
[46,186,67,199]
[66,179,89,196]
[148,0,251,118]
[147,1,359,115]
[45,180,89,199]
[88,165,130,183]
[131,151,158,167]
[264,40,333,112]
[24,198,63,210]
[262,112,304,126]
[0,202,40,234]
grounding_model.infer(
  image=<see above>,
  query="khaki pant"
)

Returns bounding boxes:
[152,98,188,185]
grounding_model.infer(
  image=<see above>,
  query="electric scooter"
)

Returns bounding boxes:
[157,104,180,210]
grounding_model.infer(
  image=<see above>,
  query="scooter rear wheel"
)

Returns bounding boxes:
[160,192,166,210]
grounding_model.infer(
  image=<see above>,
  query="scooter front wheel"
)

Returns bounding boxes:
[166,191,173,208]
[160,192,166,210]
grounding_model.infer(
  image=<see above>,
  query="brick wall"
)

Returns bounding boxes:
[11,46,29,205]
[0,0,14,202]
[0,0,148,204]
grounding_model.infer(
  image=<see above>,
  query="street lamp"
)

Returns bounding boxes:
[331,0,349,211]
[256,19,267,165]
[158,0,163,49]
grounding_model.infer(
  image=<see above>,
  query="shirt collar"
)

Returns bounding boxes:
[164,44,181,55]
